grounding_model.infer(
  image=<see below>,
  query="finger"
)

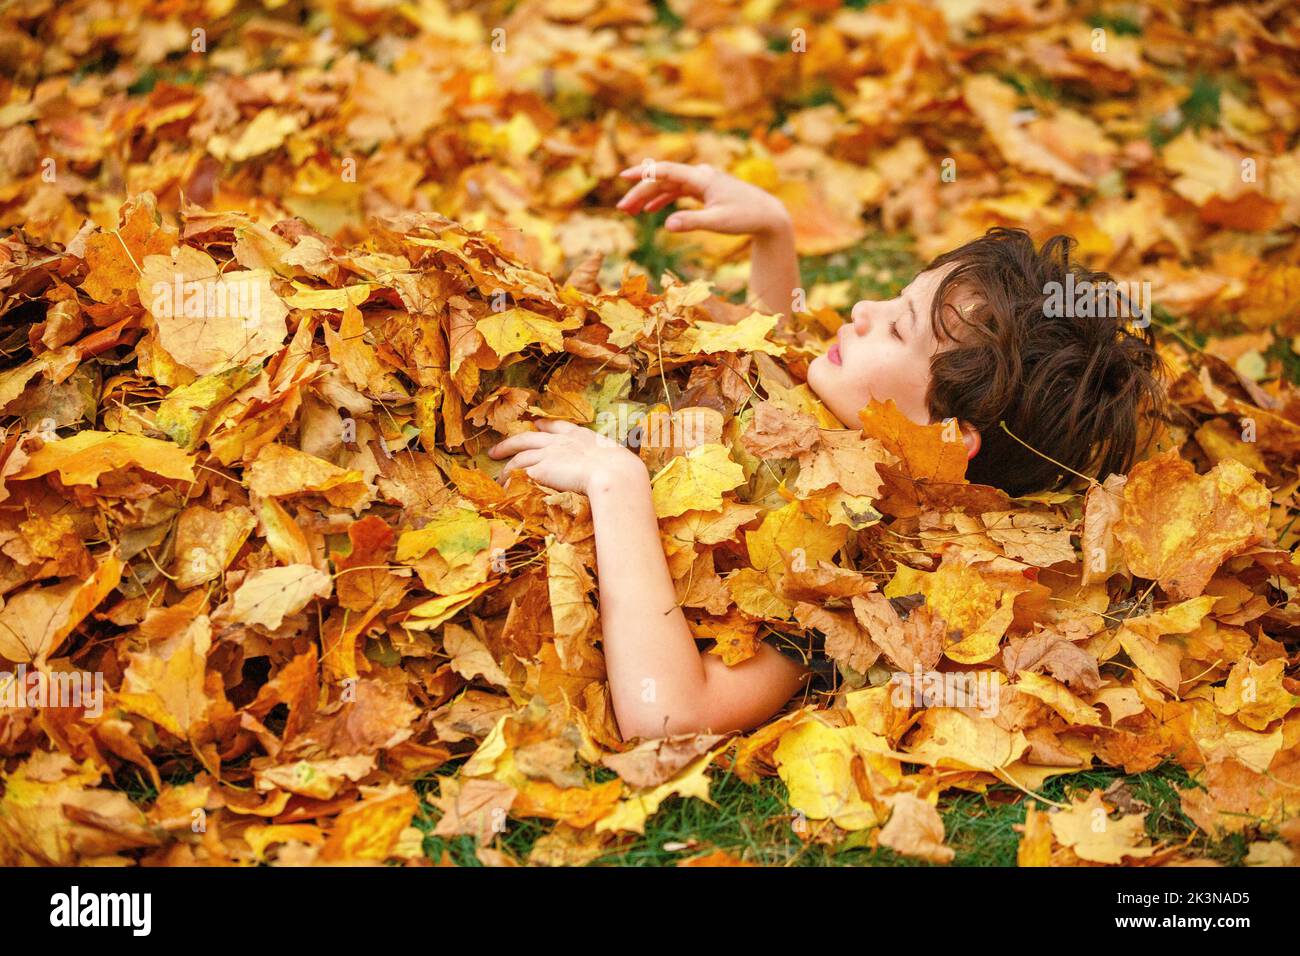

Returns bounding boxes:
[616,178,674,213]
[619,161,711,194]
[642,190,684,213]
[534,418,582,434]
[615,183,663,214]
[487,430,555,459]
[524,463,559,488]
[619,165,664,179]
[653,162,715,191]
[664,208,729,233]
[499,449,545,478]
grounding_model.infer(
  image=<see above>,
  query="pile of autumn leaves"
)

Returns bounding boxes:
[0,190,1296,867]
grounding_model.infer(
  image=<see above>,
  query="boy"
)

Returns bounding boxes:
[489,162,1163,740]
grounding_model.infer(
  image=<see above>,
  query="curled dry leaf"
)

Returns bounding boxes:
[0,0,1296,868]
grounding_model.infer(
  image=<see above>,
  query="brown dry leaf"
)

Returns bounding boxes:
[1114,451,1271,599]
[1048,790,1158,864]
[741,400,820,459]
[221,565,333,631]
[1017,801,1054,867]
[431,777,518,842]
[138,246,289,375]
[0,552,123,664]
[600,733,728,788]
[981,511,1076,567]
[878,792,955,865]
[1,0,1298,870]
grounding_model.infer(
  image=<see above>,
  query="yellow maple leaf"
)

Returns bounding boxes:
[1049,789,1157,864]
[1114,450,1271,600]
[10,431,195,486]
[650,443,746,518]
[859,398,967,483]
[1015,671,1105,728]
[1017,801,1054,867]
[774,716,892,831]
[476,307,568,357]
[671,312,786,356]
[1214,658,1296,731]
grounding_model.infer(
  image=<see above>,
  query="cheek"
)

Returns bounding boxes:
[809,346,929,426]
[886,353,935,421]
[841,349,881,400]
[820,355,878,420]
[843,347,926,416]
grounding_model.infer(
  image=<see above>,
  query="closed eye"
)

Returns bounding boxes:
[890,319,903,342]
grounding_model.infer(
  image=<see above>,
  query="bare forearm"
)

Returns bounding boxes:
[749,217,800,318]
[587,466,709,739]
[489,420,804,736]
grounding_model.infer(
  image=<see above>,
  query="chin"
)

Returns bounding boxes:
[806,363,854,426]
[806,354,829,396]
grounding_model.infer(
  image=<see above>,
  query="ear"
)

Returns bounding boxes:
[960,421,980,460]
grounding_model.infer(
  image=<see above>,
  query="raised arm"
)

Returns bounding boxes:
[746,215,800,320]
[616,162,802,319]
[490,421,810,739]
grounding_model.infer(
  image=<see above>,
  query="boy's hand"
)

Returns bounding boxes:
[488,419,648,497]
[615,162,791,238]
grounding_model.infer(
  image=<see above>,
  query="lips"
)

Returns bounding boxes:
[827,326,847,366]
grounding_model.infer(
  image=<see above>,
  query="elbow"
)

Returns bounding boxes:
[616,707,711,742]
[616,720,655,742]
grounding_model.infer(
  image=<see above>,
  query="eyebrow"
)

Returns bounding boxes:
[907,298,917,336]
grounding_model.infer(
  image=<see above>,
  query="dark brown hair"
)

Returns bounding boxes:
[923,227,1166,497]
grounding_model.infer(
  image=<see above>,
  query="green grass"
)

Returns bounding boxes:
[628,208,690,290]
[410,758,1249,866]
[798,234,922,303]
[944,763,1249,867]
[1148,72,1222,147]
[640,109,689,132]
[652,0,684,30]
[113,759,202,808]
[126,64,209,95]
[636,219,919,311]
[1085,12,1143,37]
[999,72,1064,104]
[1148,299,1300,388]
[1266,336,1300,386]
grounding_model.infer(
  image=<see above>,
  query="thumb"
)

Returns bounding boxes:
[665,209,725,232]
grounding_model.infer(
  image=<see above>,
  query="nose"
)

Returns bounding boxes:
[850,299,876,334]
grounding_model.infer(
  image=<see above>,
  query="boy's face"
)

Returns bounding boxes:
[807,263,961,428]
